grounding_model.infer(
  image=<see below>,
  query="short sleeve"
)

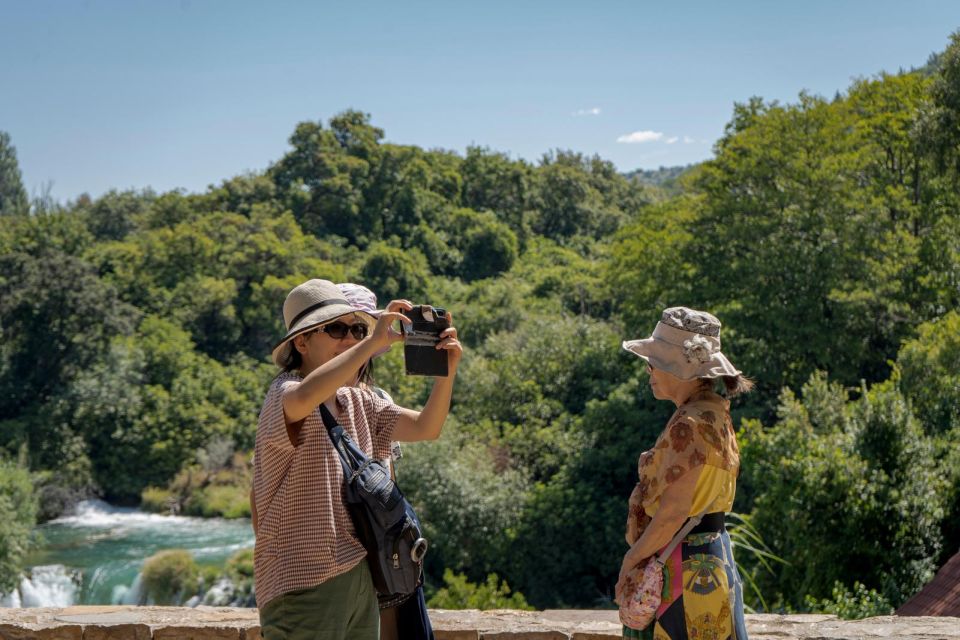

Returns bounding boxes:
[258,376,301,448]
[655,413,710,487]
[253,375,301,509]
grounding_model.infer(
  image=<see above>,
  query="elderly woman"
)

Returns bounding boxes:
[252,279,460,640]
[616,307,752,640]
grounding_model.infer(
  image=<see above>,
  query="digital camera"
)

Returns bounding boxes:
[402,305,450,377]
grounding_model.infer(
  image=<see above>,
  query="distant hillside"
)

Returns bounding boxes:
[623,163,697,192]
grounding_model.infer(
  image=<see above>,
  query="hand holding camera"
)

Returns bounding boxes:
[370,299,413,351]
[402,305,461,377]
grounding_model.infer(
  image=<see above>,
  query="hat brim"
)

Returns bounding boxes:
[272,306,376,367]
[622,337,740,380]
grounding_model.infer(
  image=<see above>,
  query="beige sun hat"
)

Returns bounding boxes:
[271,279,375,367]
[622,306,741,380]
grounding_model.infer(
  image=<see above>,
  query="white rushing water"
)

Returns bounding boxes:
[3,499,254,607]
[8,565,79,607]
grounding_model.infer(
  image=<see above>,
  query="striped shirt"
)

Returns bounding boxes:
[252,372,401,608]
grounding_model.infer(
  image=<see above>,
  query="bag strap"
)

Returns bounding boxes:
[654,507,711,567]
[319,402,340,433]
[319,403,359,479]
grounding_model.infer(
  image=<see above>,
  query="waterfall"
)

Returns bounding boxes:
[112,573,145,605]
[15,498,254,607]
[1,565,80,608]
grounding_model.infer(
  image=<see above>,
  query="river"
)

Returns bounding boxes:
[1,499,255,607]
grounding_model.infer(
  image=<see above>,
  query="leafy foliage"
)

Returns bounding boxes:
[0,132,29,217]
[427,569,534,611]
[738,373,945,608]
[803,581,894,619]
[140,549,199,605]
[0,459,37,594]
[3,31,960,610]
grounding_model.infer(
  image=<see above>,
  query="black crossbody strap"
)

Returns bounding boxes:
[319,403,357,478]
[319,403,339,432]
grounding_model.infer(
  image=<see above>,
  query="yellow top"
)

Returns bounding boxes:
[625,389,740,542]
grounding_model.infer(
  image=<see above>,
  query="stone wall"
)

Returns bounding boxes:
[0,607,958,640]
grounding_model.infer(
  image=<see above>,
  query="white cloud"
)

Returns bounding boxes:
[572,107,602,116]
[617,130,664,144]
[683,136,696,144]
[665,136,679,145]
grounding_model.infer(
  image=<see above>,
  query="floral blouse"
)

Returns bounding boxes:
[625,389,740,545]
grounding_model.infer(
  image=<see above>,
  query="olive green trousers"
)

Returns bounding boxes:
[259,561,380,640]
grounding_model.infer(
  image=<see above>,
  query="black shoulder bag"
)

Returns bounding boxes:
[319,403,427,596]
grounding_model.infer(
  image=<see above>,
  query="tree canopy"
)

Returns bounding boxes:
[1,31,959,613]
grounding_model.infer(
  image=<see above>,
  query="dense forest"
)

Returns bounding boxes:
[1,32,959,615]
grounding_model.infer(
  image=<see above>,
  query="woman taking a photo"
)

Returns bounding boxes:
[252,278,461,640]
[617,307,751,640]
[336,281,435,640]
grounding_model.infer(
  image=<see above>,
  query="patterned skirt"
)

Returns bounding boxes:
[623,516,748,640]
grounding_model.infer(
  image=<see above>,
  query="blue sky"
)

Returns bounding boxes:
[2,0,959,202]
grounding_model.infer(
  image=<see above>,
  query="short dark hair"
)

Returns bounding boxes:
[281,347,302,372]
[280,329,321,372]
[720,374,754,397]
[357,358,375,386]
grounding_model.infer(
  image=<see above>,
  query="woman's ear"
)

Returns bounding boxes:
[293,333,308,355]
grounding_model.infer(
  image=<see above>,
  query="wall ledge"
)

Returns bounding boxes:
[0,607,958,640]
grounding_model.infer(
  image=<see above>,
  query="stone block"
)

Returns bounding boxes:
[0,623,84,640]
[238,626,261,640]
[82,625,151,640]
[152,626,241,640]
[480,633,568,639]
[433,632,480,640]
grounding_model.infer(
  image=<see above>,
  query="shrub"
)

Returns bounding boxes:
[427,569,533,610]
[140,549,199,605]
[804,581,894,619]
[140,487,175,514]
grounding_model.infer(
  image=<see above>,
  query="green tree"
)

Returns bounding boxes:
[692,75,942,396]
[401,432,528,586]
[461,146,532,242]
[917,30,960,179]
[607,194,699,334]
[0,458,37,594]
[81,189,154,240]
[0,132,28,216]
[0,249,134,420]
[459,213,518,281]
[59,316,270,502]
[270,112,383,242]
[739,373,945,608]
[896,311,960,432]
[360,242,432,302]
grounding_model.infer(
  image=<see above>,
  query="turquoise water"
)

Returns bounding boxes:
[12,500,254,606]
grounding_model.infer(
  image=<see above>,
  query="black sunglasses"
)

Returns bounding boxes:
[316,321,369,340]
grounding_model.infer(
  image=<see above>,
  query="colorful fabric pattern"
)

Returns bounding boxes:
[625,390,739,546]
[623,390,748,640]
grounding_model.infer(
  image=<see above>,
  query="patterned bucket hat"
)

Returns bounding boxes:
[337,282,383,317]
[622,307,741,380]
[337,282,392,358]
